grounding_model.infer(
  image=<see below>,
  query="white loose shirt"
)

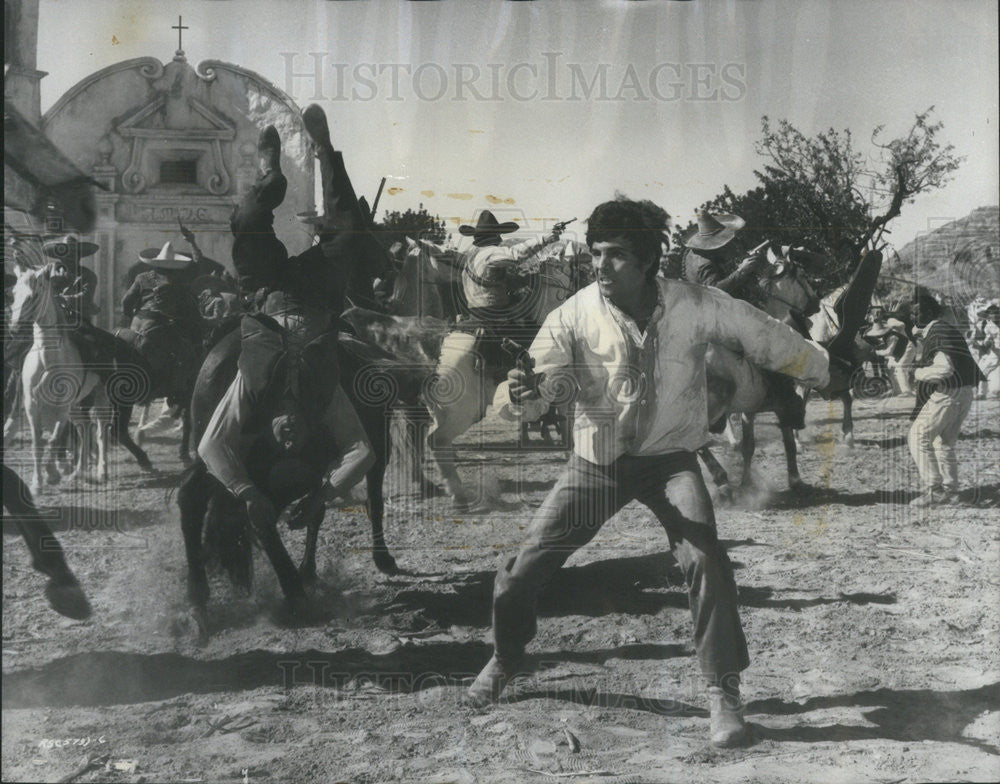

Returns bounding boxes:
[517,278,830,465]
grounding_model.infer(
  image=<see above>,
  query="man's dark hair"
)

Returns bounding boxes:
[586,197,671,280]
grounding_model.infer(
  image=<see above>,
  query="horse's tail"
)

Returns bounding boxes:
[204,489,253,593]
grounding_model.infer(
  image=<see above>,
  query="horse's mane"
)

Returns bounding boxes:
[339,306,449,365]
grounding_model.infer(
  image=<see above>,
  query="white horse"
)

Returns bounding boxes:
[9,262,152,493]
[422,239,591,508]
[384,237,465,321]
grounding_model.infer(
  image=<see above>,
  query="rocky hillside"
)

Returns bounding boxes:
[882,206,999,303]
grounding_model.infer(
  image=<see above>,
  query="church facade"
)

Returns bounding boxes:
[41,47,315,329]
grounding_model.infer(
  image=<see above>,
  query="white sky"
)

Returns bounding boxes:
[37,0,999,251]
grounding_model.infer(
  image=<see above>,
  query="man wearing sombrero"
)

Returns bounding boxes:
[682,212,806,431]
[682,211,766,304]
[456,210,564,368]
[121,241,204,348]
[44,234,100,325]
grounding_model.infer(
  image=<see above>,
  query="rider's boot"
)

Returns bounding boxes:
[302,104,362,233]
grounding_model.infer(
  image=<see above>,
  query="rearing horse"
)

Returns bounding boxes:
[698,248,881,495]
[760,249,881,446]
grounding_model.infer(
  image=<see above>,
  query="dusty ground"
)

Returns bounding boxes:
[3,394,999,784]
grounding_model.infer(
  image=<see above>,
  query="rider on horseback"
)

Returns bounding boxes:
[121,242,205,347]
[682,212,767,306]
[458,210,564,375]
[682,212,807,430]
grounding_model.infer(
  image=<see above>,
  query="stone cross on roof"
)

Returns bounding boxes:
[172,15,189,58]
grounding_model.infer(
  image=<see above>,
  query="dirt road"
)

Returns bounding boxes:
[3,396,999,783]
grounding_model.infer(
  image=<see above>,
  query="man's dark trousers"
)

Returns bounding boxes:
[492,451,750,684]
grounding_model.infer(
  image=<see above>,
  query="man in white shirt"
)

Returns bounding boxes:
[467,198,831,748]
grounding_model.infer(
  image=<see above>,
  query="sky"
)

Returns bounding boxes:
[36,0,1000,252]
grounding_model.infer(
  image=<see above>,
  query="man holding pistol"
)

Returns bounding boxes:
[468,197,832,748]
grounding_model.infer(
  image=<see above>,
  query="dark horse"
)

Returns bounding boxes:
[2,465,92,620]
[176,316,426,640]
[116,318,203,465]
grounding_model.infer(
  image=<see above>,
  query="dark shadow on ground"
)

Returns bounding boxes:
[747,681,1000,756]
[0,643,492,708]
[507,683,706,718]
[0,641,689,710]
[768,486,922,509]
[387,551,894,628]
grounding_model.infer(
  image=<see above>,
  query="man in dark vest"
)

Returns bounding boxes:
[908,286,984,507]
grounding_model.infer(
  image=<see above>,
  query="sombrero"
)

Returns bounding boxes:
[43,234,99,261]
[682,212,746,251]
[138,241,193,270]
[458,210,519,247]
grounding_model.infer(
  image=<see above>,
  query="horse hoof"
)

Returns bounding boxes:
[843,434,855,448]
[789,478,809,494]
[373,548,400,576]
[299,565,318,587]
[44,579,92,620]
[190,607,210,646]
[273,595,321,627]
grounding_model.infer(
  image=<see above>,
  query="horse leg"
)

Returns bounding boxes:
[366,455,399,575]
[795,386,811,446]
[781,425,806,491]
[94,408,109,483]
[178,405,193,465]
[178,464,213,643]
[45,419,66,486]
[841,391,854,447]
[425,377,488,509]
[252,517,308,612]
[3,467,92,620]
[134,403,148,446]
[696,445,732,502]
[404,408,441,498]
[739,413,756,488]
[110,404,154,473]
